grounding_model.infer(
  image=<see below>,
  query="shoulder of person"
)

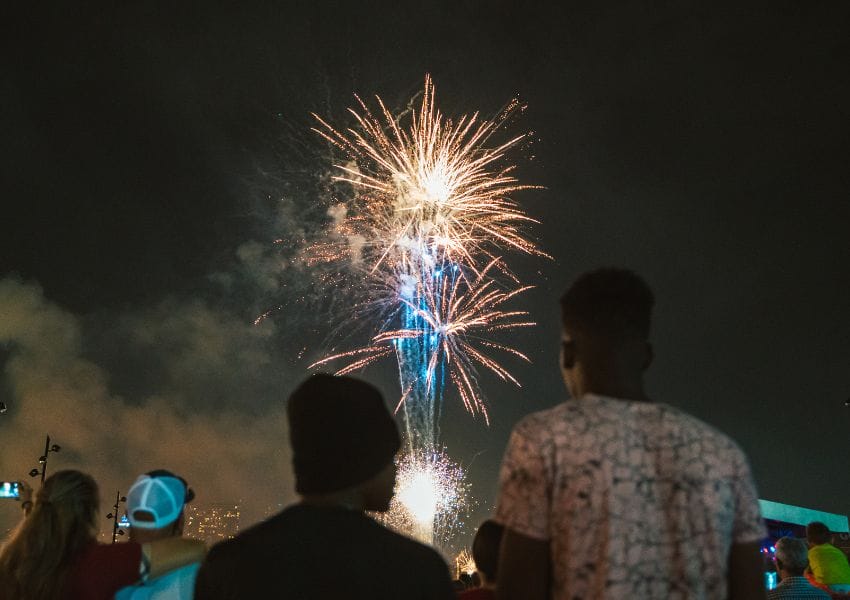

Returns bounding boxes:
[375,523,448,567]
[207,506,309,562]
[204,527,256,560]
[411,542,453,586]
[511,402,571,437]
[662,404,751,455]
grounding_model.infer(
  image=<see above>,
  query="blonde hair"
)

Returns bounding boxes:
[0,470,100,600]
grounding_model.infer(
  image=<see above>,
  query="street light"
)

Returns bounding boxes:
[29,435,60,484]
[106,491,127,544]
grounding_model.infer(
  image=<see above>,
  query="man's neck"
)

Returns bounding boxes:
[580,379,650,402]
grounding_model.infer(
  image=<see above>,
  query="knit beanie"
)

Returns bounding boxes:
[287,374,401,494]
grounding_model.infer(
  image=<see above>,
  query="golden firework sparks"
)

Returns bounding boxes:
[311,75,547,280]
[308,76,544,421]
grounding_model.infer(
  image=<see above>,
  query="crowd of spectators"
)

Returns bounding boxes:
[1,268,848,599]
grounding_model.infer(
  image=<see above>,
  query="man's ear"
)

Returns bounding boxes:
[561,339,576,370]
[642,342,654,371]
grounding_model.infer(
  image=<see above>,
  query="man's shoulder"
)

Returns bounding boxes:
[511,396,734,432]
[511,396,748,457]
[202,507,448,587]
[658,403,744,444]
[199,507,321,588]
[767,577,831,600]
[368,517,447,564]
[511,402,572,437]
[204,508,293,562]
[206,506,443,564]
[342,515,450,580]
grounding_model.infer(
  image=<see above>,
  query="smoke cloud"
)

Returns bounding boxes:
[0,277,298,537]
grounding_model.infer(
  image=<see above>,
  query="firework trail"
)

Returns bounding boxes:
[307,75,543,546]
[309,76,544,444]
[311,258,535,438]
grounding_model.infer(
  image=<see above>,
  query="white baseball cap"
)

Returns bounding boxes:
[127,470,194,529]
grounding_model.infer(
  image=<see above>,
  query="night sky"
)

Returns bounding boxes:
[2,2,849,544]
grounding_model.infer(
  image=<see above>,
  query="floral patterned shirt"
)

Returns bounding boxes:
[495,394,766,600]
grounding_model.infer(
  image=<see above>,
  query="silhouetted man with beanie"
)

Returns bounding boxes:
[194,373,454,599]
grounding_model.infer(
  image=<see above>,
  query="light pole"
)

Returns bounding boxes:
[28,435,60,484]
[106,491,127,544]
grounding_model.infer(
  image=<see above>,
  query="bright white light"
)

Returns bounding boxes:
[421,165,452,204]
[371,448,471,548]
[398,470,439,525]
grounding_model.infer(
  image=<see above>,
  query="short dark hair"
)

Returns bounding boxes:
[806,521,832,545]
[472,519,505,582]
[775,537,809,574]
[560,268,654,339]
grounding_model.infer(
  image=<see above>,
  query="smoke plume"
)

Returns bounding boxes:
[0,277,298,537]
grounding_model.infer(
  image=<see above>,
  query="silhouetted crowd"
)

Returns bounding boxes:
[1,269,848,599]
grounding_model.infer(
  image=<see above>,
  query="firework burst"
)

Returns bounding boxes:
[372,447,472,549]
[311,74,547,281]
[311,258,534,424]
[309,76,544,424]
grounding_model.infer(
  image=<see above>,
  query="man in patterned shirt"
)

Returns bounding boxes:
[494,268,767,600]
[769,537,830,599]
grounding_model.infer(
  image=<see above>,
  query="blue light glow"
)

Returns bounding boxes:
[764,572,777,590]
